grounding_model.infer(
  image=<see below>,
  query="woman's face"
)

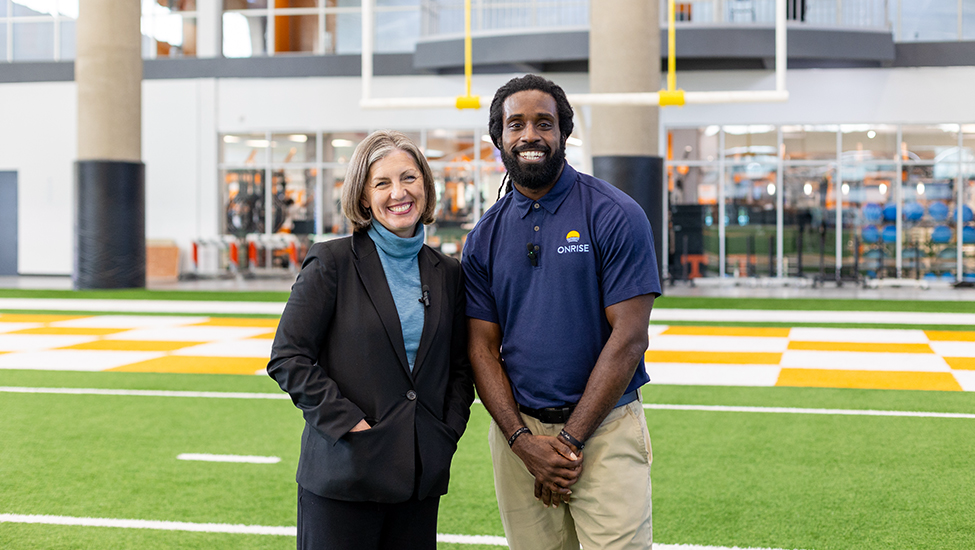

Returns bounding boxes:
[360,149,427,238]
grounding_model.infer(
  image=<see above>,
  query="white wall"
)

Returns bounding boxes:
[0,82,76,275]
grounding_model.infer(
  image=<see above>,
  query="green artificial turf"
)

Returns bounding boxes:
[653,295,975,314]
[3,370,975,549]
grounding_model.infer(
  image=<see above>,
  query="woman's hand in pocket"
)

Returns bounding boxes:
[349,419,372,432]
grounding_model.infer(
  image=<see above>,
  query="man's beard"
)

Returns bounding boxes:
[501,143,566,191]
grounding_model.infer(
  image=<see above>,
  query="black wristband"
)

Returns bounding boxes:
[558,429,585,450]
[507,426,532,447]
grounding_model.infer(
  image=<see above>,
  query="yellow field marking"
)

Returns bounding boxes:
[776,368,962,391]
[660,326,791,337]
[787,341,934,354]
[57,340,202,352]
[106,356,268,375]
[944,357,975,370]
[645,350,782,365]
[248,331,277,340]
[925,330,975,342]
[7,327,130,336]
[190,318,280,328]
[0,314,91,323]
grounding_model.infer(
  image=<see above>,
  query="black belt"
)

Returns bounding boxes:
[518,389,640,424]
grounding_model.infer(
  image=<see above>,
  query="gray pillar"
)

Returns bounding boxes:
[74,0,145,289]
[590,0,664,284]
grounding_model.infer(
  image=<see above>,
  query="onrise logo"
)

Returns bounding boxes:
[559,230,589,254]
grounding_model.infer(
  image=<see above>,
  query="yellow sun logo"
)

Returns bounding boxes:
[566,231,580,243]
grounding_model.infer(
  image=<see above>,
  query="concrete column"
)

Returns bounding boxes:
[589,0,665,283]
[74,0,145,289]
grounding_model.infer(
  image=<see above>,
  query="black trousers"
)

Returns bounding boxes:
[297,485,440,550]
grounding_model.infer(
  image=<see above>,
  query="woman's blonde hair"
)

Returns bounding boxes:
[341,130,437,232]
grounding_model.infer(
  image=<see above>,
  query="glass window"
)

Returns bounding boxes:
[272,133,317,164]
[273,14,319,54]
[325,132,365,163]
[13,22,55,61]
[0,26,6,61]
[669,167,719,279]
[59,17,76,59]
[223,12,267,56]
[724,158,777,278]
[899,1,958,41]
[224,0,269,9]
[902,125,959,162]
[723,125,777,162]
[222,168,267,236]
[782,125,838,161]
[841,124,896,162]
[221,133,269,165]
[783,165,833,278]
[332,11,360,54]
[13,0,55,16]
[375,9,419,52]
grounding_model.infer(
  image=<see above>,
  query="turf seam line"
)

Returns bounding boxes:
[0,387,290,399]
[644,403,975,419]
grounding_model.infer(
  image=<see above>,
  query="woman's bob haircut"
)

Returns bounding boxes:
[341,130,437,232]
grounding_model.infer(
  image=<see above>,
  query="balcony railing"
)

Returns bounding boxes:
[420,0,896,39]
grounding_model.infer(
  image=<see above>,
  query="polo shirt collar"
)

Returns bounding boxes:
[512,162,577,218]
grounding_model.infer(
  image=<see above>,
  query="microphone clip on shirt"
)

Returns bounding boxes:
[418,285,430,307]
[527,243,540,267]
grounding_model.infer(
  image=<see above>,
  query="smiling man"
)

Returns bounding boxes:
[462,74,662,550]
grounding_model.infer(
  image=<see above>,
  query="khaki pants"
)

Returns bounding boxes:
[488,399,653,550]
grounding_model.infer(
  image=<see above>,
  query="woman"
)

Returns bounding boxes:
[267,130,474,550]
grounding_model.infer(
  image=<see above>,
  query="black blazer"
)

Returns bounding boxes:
[267,230,474,503]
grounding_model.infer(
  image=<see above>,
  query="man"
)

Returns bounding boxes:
[462,74,662,550]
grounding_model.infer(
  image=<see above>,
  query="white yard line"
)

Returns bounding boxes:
[652,308,975,326]
[0,514,801,549]
[644,403,975,419]
[177,453,281,464]
[0,386,289,399]
[4,389,971,419]
[0,298,285,315]
[2,298,973,326]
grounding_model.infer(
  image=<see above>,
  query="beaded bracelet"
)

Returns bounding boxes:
[558,429,585,451]
[507,426,532,447]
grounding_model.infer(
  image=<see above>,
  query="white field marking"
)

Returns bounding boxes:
[177,453,280,464]
[0,387,290,399]
[49,315,209,329]
[779,350,950,372]
[649,335,789,353]
[0,514,801,549]
[0,298,285,316]
[437,533,508,545]
[646,364,781,386]
[929,341,975,357]
[171,339,272,358]
[644,403,975,419]
[108,326,272,342]
[952,371,975,391]
[652,308,975,326]
[788,327,929,344]
[0,350,166,371]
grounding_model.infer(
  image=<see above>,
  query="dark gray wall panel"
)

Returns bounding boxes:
[894,41,975,67]
[0,172,17,276]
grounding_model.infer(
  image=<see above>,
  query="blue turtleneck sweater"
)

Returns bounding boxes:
[367,222,425,371]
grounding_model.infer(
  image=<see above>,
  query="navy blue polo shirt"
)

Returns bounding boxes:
[463,163,661,410]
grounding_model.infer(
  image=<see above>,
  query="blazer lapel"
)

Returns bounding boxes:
[411,246,443,377]
[351,231,410,373]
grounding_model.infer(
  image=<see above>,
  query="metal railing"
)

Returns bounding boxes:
[421,0,588,37]
[420,0,893,38]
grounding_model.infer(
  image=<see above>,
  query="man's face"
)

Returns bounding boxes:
[499,90,565,191]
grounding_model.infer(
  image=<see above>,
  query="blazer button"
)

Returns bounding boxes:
[406,390,417,401]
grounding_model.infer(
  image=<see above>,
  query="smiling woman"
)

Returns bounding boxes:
[267,131,475,550]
